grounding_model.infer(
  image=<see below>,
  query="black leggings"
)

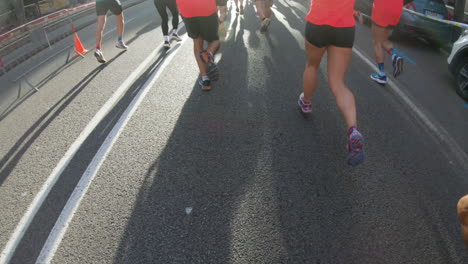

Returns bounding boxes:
[154,0,179,36]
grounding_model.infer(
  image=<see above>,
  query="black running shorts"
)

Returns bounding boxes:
[305,22,355,48]
[182,13,219,42]
[96,0,123,16]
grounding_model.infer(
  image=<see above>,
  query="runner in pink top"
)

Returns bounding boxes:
[299,0,365,166]
[370,0,405,84]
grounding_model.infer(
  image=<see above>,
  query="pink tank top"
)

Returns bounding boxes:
[306,0,356,28]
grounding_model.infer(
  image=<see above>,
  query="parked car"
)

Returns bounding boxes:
[448,30,468,100]
[354,0,455,48]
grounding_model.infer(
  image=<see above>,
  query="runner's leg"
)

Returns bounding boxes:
[265,0,272,18]
[382,29,394,53]
[255,0,266,19]
[327,46,356,128]
[372,24,387,70]
[207,40,221,58]
[167,0,179,33]
[94,14,107,63]
[328,45,365,165]
[302,41,326,104]
[96,15,107,50]
[154,0,169,36]
[194,36,207,76]
[370,24,389,83]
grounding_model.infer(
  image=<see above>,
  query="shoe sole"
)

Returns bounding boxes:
[115,45,128,50]
[393,57,404,78]
[94,53,106,64]
[370,75,387,84]
[199,80,212,91]
[200,84,212,91]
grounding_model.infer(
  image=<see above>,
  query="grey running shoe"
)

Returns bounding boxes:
[94,49,106,63]
[115,40,128,50]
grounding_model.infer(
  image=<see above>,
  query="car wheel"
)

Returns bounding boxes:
[456,59,468,101]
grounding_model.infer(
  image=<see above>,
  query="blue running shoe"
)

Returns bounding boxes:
[370,73,387,84]
[298,92,312,114]
[347,127,365,166]
[392,54,404,78]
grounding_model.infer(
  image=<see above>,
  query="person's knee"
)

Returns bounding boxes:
[304,62,319,73]
[328,78,346,94]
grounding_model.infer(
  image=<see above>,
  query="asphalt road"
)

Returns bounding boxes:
[1,0,468,263]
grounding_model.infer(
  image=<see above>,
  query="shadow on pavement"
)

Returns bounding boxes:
[0,52,125,186]
[0,56,83,123]
[9,48,172,263]
[126,22,159,46]
[112,10,259,263]
[108,1,468,263]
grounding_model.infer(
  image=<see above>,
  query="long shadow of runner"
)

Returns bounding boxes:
[9,49,172,264]
[251,2,360,262]
[0,52,125,186]
[113,14,263,264]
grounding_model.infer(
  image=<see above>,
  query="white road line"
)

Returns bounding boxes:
[0,25,183,264]
[353,47,468,173]
[35,35,188,264]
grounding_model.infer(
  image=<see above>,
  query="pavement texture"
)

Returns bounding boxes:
[0,0,468,263]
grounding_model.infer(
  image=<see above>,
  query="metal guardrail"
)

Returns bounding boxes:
[0,0,147,92]
[0,2,96,47]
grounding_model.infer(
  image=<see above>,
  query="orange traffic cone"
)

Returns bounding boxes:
[73,32,88,57]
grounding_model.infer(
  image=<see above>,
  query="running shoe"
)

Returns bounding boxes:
[94,49,106,63]
[347,127,365,166]
[370,73,387,84]
[170,33,182,42]
[199,78,212,91]
[298,92,312,114]
[240,5,244,15]
[260,18,271,34]
[200,50,219,81]
[163,40,170,49]
[392,54,404,78]
[115,40,128,50]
